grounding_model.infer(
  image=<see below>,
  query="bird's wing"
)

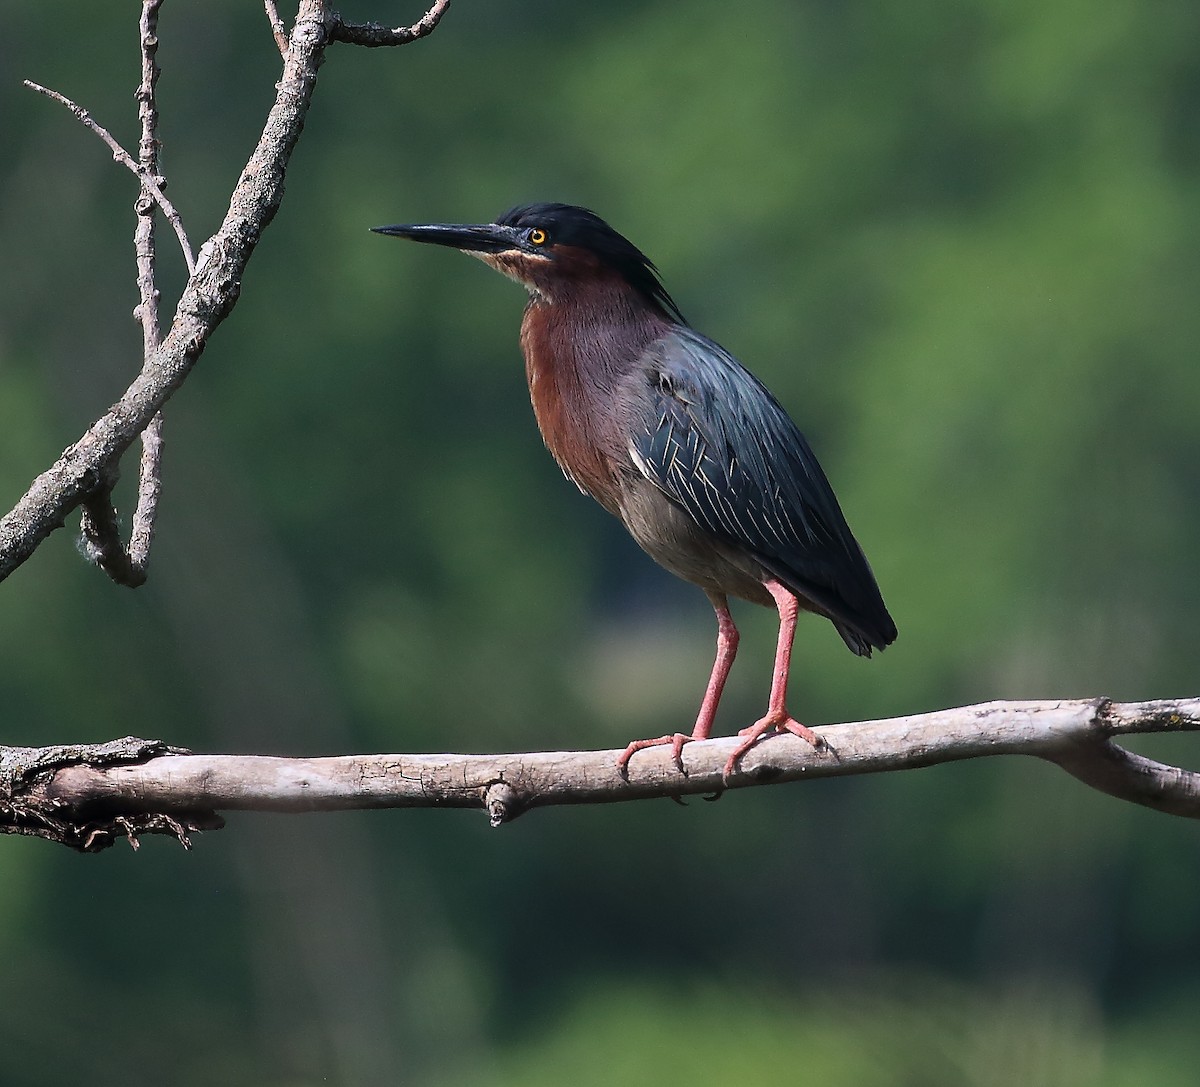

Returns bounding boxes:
[626,327,895,652]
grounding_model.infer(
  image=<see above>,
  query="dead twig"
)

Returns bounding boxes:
[332,0,451,47]
[77,0,171,587]
[265,0,290,56]
[23,80,195,275]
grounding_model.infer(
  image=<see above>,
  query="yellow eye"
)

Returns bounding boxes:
[529,228,548,246]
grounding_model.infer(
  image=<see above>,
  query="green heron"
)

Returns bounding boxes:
[374,203,896,780]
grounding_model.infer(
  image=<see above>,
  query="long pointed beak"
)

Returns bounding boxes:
[371,221,524,254]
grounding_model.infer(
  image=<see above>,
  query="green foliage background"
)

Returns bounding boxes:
[1,1,1198,1083]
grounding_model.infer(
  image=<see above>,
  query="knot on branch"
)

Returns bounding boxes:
[484,781,522,827]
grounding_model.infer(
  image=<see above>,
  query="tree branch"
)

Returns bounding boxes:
[125,0,170,579]
[4,699,1197,851]
[264,0,291,57]
[0,736,220,851]
[331,0,451,47]
[22,79,195,275]
[2,1,450,585]
[79,0,170,587]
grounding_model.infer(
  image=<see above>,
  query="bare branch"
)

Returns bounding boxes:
[125,1,169,578]
[5,699,1198,851]
[23,79,195,275]
[2,7,296,579]
[127,412,165,569]
[3,0,454,584]
[77,411,163,586]
[1048,739,1200,818]
[265,0,291,56]
[332,0,451,47]
[0,736,219,851]
[79,473,147,586]
[78,0,171,587]
[5,0,459,583]
[134,0,166,354]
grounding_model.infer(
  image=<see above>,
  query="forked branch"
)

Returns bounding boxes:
[2,699,1197,852]
[21,77,195,275]
[1,0,451,585]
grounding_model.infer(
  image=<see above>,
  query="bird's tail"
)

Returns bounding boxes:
[833,611,897,658]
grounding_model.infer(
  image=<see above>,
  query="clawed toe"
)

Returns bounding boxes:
[723,714,825,781]
[621,713,826,785]
[617,732,695,777]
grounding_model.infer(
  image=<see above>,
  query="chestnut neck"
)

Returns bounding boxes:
[518,276,675,511]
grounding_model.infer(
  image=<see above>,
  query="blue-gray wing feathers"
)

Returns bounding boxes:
[628,328,896,654]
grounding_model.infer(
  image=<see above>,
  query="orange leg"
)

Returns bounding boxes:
[722,578,823,780]
[617,592,738,774]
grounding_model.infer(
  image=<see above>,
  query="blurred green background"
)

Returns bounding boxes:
[2,1,1199,1083]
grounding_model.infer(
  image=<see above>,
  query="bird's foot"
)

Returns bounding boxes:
[617,732,694,777]
[722,713,824,781]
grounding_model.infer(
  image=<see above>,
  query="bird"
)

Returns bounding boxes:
[373,203,896,781]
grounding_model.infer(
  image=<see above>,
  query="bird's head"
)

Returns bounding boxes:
[372,202,682,320]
